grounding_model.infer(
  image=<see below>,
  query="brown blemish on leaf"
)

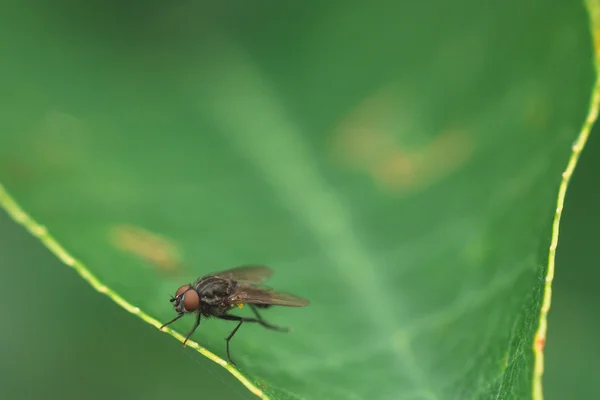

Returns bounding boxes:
[30,111,90,168]
[0,157,36,183]
[373,129,473,191]
[332,88,474,193]
[535,336,546,352]
[109,224,182,274]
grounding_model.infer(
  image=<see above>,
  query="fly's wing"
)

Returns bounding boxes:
[229,285,310,307]
[203,265,273,285]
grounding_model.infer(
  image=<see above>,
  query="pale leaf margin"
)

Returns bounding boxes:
[532,1,600,399]
[0,185,269,400]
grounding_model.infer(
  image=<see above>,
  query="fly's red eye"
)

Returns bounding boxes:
[176,285,190,297]
[183,290,200,312]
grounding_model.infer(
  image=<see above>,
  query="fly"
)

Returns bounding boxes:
[160,265,309,365]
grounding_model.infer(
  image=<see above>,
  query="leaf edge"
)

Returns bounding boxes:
[532,1,600,398]
[0,183,270,400]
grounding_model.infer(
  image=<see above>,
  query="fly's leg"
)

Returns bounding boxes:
[225,319,244,366]
[160,313,184,330]
[183,313,201,347]
[249,304,290,332]
[217,313,290,366]
[217,314,246,366]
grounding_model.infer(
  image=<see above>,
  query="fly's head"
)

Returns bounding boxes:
[170,284,200,314]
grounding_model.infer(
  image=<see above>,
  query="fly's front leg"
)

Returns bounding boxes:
[160,313,184,331]
[183,312,201,347]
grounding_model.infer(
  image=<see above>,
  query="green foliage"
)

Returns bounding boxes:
[0,1,598,399]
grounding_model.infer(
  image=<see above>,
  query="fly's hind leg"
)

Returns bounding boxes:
[249,304,290,332]
[217,312,290,365]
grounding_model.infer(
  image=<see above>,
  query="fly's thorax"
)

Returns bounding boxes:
[194,276,235,301]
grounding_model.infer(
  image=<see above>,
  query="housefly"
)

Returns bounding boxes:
[160,265,309,365]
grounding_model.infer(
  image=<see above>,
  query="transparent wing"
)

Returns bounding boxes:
[203,265,273,285]
[230,285,310,307]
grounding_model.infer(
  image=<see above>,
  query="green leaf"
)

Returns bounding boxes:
[0,2,598,399]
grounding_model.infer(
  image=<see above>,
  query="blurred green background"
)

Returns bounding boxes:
[0,1,598,399]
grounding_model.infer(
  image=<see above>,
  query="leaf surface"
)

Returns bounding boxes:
[0,1,597,399]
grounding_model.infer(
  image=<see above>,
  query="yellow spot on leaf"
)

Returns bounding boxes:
[109,224,182,273]
[331,86,474,193]
[30,111,90,168]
